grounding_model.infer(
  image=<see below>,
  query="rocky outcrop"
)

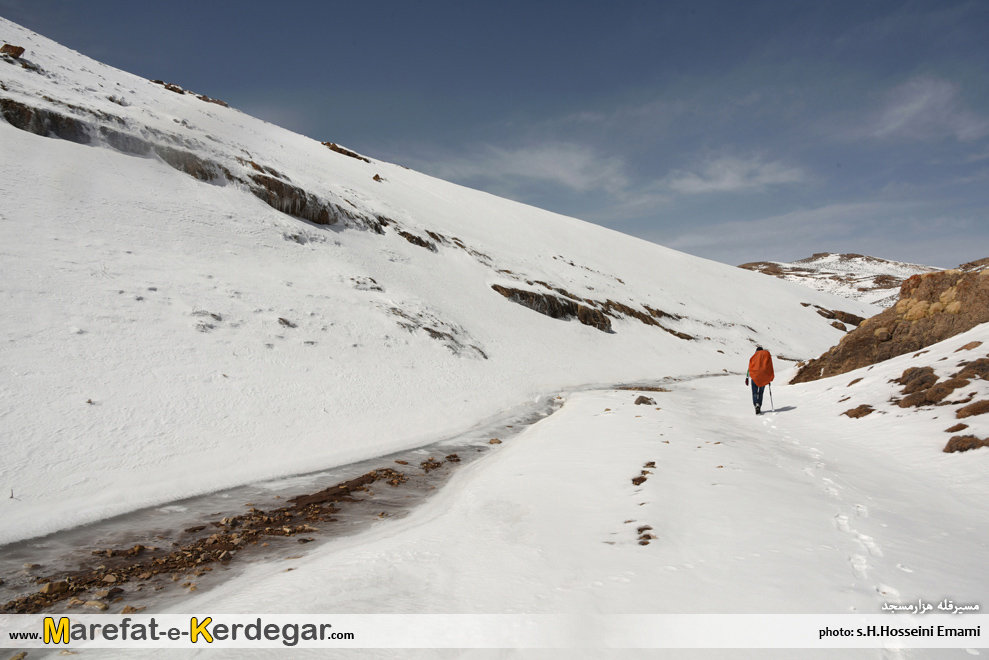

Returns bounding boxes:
[1,44,26,59]
[491,285,613,332]
[248,174,336,225]
[396,229,437,252]
[944,435,989,453]
[0,97,382,228]
[321,142,371,163]
[792,268,989,383]
[0,98,91,142]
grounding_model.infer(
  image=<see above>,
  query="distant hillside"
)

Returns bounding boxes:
[739,252,939,307]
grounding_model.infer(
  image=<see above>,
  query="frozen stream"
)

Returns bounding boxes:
[0,377,710,615]
[0,393,567,614]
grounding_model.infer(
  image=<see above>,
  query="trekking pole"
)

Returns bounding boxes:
[769,383,775,412]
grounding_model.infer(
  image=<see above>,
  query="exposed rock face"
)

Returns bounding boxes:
[249,174,335,225]
[491,285,613,332]
[321,142,371,163]
[1,97,90,142]
[1,43,25,58]
[0,97,377,228]
[792,268,989,383]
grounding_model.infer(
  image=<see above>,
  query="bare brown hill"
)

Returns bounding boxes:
[791,267,989,383]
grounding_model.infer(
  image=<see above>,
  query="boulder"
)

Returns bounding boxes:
[1,44,25,58]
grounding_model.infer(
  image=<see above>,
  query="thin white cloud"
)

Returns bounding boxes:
[426,143,629,196]
[869,77,989,142]
[664,156,805,195]
[659,200,983,268]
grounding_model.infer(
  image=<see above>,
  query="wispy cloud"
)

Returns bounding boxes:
[663,155,806,194]
[424,143,630,196]
[660,200,982,268]
[868,77,989,142]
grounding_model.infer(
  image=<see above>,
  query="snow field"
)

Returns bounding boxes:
[79,360,987,658]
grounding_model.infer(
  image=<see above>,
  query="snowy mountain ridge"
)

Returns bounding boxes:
[739,252,940,307]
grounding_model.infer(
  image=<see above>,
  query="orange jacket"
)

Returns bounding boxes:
[748,350,775,387]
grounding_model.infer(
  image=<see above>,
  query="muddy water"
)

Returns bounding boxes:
[0,395,564,614]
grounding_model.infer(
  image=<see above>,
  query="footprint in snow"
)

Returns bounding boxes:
[896,564,914,573]
[850,555,869,578]
[876,584,901,601]
[834,514,851,533]
[857,533,883,557]
[855,504,868,518]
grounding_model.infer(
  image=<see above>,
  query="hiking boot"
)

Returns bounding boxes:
[755,405,761,415]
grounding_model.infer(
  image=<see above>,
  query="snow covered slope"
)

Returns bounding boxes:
[94,326,989,659]
[0,17,873,546]
[739,253,939,307]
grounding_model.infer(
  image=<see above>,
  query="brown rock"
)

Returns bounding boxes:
[956,400,989,419]
[926,378,970,404]
[85,600,109,611]
[898,392,930,408]
[103,574,117,583]
[898,367,939,394]
[321,142,371,163]
[955,341,984,352]
[488,438,502,444]
[956,358,989,381]
[792,268,989,383]
[1,44,25,58]
[631,476,647,486]
[831,321,847,332]
[121,605,146,614]
[39,580,69,595]
[634,396,656,405]
[945,423,969,433]
[842,404,874,418]
[943,435,989,453]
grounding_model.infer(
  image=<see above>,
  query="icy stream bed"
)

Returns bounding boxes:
[0,394,569,614]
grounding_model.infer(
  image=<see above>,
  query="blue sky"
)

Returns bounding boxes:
[3,0,988,267]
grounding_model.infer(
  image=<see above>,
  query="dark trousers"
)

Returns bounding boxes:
[751,381,766,408]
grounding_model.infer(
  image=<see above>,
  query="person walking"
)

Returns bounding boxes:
[746,346,774,415]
